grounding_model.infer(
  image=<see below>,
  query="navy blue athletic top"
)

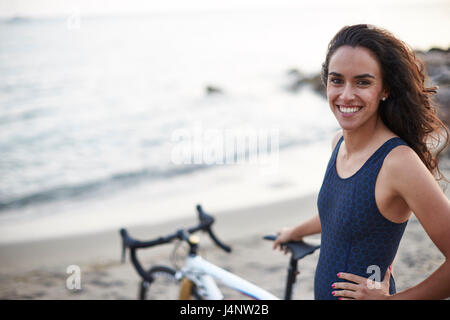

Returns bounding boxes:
[314,136,409,300]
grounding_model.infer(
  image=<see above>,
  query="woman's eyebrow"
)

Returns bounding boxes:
[328,72,343,77]
[328,71,375,79]
[354,73,375,79]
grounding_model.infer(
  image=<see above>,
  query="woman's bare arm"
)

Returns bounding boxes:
[386,146,450,299]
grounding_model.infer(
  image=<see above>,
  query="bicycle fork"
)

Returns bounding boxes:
[179,277,195,300]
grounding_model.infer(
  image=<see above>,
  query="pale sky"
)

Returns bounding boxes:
[0,0,448,18]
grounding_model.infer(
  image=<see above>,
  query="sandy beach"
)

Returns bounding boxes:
[0,179,448,300]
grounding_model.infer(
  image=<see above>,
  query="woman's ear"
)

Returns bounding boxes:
[381,87,390,101]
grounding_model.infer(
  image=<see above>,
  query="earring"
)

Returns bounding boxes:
[381,97,387,101]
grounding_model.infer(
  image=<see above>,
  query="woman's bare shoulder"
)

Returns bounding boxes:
[383,144,433,191]
[385,144,420,165]
[384,144,422,172]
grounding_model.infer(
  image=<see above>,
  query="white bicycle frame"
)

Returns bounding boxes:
[177,254,279,300]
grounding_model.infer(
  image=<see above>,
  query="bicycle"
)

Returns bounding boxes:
[119,204,320,300]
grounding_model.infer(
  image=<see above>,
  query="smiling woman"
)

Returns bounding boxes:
[273,24,450,300]
[325,46,388,133]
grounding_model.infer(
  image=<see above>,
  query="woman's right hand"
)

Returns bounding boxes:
[272,227,303,254]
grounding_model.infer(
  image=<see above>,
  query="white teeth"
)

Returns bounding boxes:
[338,106,361,113]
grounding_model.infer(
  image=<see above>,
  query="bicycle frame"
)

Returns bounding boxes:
[180,254,279,300]
[120,205,320,300]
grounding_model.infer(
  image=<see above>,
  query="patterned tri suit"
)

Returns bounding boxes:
[315,136,409,300]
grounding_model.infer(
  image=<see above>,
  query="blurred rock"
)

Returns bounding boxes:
[205,85,224,95]
[284,68,326,97]
[415,48,450,143]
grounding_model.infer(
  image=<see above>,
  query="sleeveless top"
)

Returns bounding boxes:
[314,136,409,300]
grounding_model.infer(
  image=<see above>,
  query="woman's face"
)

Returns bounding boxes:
[326,45,387,132]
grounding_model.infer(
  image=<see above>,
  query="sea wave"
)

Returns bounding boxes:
[0,136,326,212]
[0,164,209,212]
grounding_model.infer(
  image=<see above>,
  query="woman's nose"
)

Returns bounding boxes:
[340,84,355,101]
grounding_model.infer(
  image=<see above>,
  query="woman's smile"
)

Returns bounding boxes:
[336,104,363,116]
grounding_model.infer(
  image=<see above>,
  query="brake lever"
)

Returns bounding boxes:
[196,204,213,225]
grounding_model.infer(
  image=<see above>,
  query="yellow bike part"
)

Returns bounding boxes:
[178,277,195,300]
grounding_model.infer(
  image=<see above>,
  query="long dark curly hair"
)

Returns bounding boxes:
[321,24,449,181]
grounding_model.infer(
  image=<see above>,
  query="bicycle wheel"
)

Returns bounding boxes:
[139,265,202,300]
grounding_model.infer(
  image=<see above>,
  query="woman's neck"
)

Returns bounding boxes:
[342,116,391,157]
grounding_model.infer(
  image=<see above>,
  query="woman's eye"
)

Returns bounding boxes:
[330,78,342,84]
[357,80,371,86]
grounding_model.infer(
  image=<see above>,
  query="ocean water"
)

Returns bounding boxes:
[0,4,448,242]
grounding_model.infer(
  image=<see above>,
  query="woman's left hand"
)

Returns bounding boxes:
[332,266,392,300]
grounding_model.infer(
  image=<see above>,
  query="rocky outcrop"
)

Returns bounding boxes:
[284,68,325,97]
[205,85,224,95]
[415,48,450,129]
